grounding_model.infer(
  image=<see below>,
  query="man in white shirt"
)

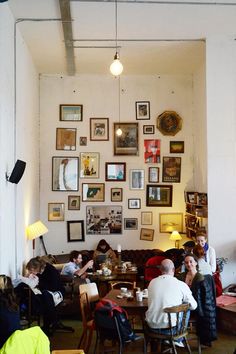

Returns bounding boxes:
[146,259,197,335]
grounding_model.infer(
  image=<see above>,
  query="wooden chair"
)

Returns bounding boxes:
[144,303,191,354]
[79,282,100,303]
[78,292,96,354]
[109,281,136,290]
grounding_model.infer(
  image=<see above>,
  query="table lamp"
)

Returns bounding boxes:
[117,244,122,267]
[169,231,182,249]
[26,220,49,255]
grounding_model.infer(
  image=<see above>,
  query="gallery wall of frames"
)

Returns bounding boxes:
[39,74,197,254]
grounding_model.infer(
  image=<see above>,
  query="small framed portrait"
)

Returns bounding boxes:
[90,118,109,141]
[80,152,99,178]
[146,184,173,207]
[59,104,83,122]
[48,203,65,221]
[67,220,85,242]
[82,183,105,202]
[148,167,159,183]
[141,211,153,225]
[124,218,138,230]
[128,198,141,209]
[130,169,145,190]
[159,213,183,233]
[170,141,185,154]
[136,101,150,120]
[52,157,79,191]
[144,139,161,163]
[56,128,76,151]
[162,156,181,183]
[105,162,126,182]
[68,195,80,210]
[80,137,87,146]
[143,125,154,134]
[140,228,154,241]
[111,188,123,202]
[114,123,139,156]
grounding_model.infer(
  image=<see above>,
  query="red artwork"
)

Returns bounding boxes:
[144,139,161,163]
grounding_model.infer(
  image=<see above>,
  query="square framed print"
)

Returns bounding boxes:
[185,191,197,204]
[170,141,184,154]
[114,123,139,156]
[130,169,145,190]
[52,157,79,191]
[90,118,109,141]
[146,184,173,207]
[67,220,85,242]
[159,213,183,233]
[86,205,122,235]
[162,156,181,183]
[48,203,65,221]
[136,101,150,120]
[128,198,141,209]
[56,128,76,151]
[124,218,138,230]
[60,104,83,121]
[68,195,80,210]
[111,188,123,202]
[105,162,126,181]
[144,139,161,163]
[141,211,153,225]
[148,167,159,183]
[80,152,99,178]
[82,183,105,202]
[80,137,87,146]
[143,125,154,134]
[140,228,154,241]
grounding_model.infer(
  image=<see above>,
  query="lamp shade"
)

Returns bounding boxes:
[169,231,182,241]
[26,220,48,240]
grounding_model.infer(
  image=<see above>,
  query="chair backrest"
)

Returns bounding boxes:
[164,303,190,338]
[79,292,93,327]
[109,281,136,290]
[79,282,99,302]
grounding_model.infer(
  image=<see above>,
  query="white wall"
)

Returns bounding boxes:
[0,3,40,277]
[40,74,195,255]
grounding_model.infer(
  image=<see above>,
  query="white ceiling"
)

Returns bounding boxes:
[8,0,236,76]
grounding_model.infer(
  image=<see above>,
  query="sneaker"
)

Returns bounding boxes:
[174,340,184,348]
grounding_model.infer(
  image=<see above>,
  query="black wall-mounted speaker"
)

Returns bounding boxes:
[8,160,26,184]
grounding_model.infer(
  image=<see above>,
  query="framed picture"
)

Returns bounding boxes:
[68,195,80,210]
[140,228,154,241]
[86,205,122,235]
[141,211,153,225]
[105,162,126,182]
[60,104,83,122]
[52,157,79,191]
[157,110,182,136]
[185,191,197,204]
[162,156,181,183]
[159,213,183,233]
[128,198,141,209]
[67,220,85,242]
[114,123,139,156]
[144,139,161,163]
[80,152,99,178]
[170,141,185,154]
[90,118,109,141]
[111,188,123,202]
[82,183,105,202]
[80,137,87,146]
[136,101,150,120]
[143,125,154,134]
[56,128,76,151]
[198,193,208,205]
[146,184,173,207]
[124,218,138,230]
[148,167,159,183]
[48,203,65,221]
[130,169,145,190]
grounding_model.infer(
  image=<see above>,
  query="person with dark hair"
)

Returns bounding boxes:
[0,275,20,347]
[93,239,117,269]
[61,250,93,282]
[183,240,195,254]
[193,244,212,275]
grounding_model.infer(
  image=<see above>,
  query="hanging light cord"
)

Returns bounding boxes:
[115,0,118,53]
[118,76,120,125]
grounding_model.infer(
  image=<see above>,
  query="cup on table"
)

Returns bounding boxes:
[120,287,128,295]
[136,291,143,302]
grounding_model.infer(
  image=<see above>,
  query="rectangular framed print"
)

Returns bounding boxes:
[56,128,76,151]
[111,188,123,202]
[68,195,80,210]
[136,101,150,120]
[114,123,139,156]
[162,156,181,183]
[124,218,138,230]
[140,228,154,241]
[48,203,65,221]
[146,184,173,207]
[128,198,141,209]
[105,162,126,182]
[159,213,183,233]
[67,220,85,242]
[80,152,99,178]
[130,169,145,190]
[141,211,153,225]
[148,167,159,183]
[52,157,79,191]
[86,205,122,235]
[144,139,161,163]
[90,118,109,141]
[60,104,83,121]
[82,183,105,202]
[143,125,154,134]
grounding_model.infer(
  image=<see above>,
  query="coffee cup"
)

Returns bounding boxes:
[121,287,128,294]
[136,291,143,302]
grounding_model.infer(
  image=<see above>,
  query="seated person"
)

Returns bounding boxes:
[193,244,212,275]
[93,239,117,269]
[145,259,197,346]
[0,275,20,348]
[61,250,94,283]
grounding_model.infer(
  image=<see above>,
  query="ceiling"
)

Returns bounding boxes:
[8,0,236,76]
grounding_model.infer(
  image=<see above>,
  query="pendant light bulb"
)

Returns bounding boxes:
[110,52,123,76]
[116,127,123,136]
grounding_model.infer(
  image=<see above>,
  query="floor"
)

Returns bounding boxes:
[50,318,236,353]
